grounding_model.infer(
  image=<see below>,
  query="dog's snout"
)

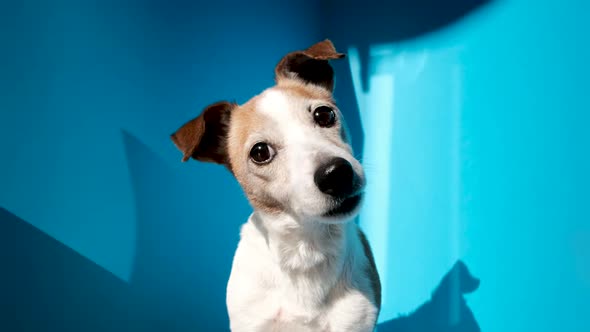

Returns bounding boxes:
[314,157,356,198]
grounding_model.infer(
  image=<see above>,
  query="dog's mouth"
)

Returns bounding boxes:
[323,194,362,218]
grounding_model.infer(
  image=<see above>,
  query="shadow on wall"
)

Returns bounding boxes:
[0,131,249,331]
[378,261,481,332]
[321,0,493,155]
[124,131,250,330]
[0,206,154,332]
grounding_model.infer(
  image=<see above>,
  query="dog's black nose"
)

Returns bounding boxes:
[314,157,356,198]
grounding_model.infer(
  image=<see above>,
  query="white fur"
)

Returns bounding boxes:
[226,213,378,332]
[226,88,379,331]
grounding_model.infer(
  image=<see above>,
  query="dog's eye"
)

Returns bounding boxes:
[313,106,336,128]
[249,142,275,164]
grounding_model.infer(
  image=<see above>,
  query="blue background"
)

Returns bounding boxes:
[1,0,588,331]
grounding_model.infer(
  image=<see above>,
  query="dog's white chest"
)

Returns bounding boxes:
[247,298,326,332]
[227,268,340,332]
[225,218,378,332]
[226,235,326,330]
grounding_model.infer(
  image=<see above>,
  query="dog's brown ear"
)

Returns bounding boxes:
[171,101,236,164]
[275,39,345,92]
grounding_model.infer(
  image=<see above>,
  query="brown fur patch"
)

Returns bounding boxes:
[226,97,285,214]
[275,39,345,92]
[275,79,334,102]
[171,101,235,164]
[302,39,345,60]
[248,191,285,215]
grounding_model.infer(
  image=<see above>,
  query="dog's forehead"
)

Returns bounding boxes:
[228,82,335,153]
[257,89,305,120]
[255,83,333,119]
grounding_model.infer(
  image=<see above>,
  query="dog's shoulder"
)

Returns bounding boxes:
[233,216,271,263]
[356,227,382,309]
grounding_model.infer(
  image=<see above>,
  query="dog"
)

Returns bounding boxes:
[171,40,381,332]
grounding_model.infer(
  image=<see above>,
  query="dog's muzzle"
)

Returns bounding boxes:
[314,157,360,198]
[315,157,363,218]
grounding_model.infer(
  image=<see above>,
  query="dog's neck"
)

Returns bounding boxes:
[250,211,357,307]
[251,211,354,272]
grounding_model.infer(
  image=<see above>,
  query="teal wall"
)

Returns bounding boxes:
[2,0,589,331]
[326,0,590,331]
[0,0,321,281]
[0,1,322,330]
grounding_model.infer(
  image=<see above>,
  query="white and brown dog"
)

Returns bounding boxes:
[171,40,381,332]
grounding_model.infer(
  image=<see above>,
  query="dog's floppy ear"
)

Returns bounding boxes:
[275,39,345,91]
[171,101,236,164]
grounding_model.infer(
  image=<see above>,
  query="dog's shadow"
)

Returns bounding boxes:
[377,261,481,332]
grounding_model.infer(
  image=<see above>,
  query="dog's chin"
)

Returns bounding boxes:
[317,194,363,224]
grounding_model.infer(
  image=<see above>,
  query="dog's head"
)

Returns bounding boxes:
[171,40,364,224]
